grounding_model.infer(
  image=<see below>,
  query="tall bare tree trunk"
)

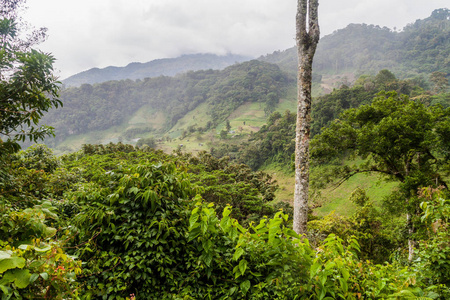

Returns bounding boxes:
[293,0,320,235]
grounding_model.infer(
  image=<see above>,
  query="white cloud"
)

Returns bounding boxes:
[22,0,448,79]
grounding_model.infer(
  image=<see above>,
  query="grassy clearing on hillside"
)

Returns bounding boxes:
[262,162,398,218]
[259,162,293,202]
[226,102,268,133]
[168,102,212,136]
[54,123,130,155]
[53,106,168,154]
[128,105,166,130]
[314,173,398,216]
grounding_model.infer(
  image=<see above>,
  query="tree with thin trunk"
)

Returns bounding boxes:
[309,91,450,260]
[293,0,320,235]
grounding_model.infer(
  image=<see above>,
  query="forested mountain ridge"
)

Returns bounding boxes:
[62,53,251,87]
[260,8,450,77]
[39,9,449,154]
[41,60,293,149]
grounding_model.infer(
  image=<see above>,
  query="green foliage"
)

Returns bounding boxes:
[309,188,401,263]
[311,91,449,204]
[401,8,450,74]
[212,70,423,171]
[311,85,375,136]
[0,0,61,154]
[311,91,450,266]
[1,142,450,298]
[16,144,60,173]
[181,151,277,224]
[0,241,81,299]
[210,110,297,170]
[68,159,200,298]
[417,188,450,293]
[135,136,156,148]
[429,72,449,94]
[59,147,303,298]
[0,199,81,298]
[61,145,277,226]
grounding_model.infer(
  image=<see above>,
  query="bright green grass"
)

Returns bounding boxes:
[261,162,398,217]
[226,102,267,132]
[276,87,297,113]
[260,163,295,204]
[169,102,212,136]
[127,105,166,130]
[315,173,398,216]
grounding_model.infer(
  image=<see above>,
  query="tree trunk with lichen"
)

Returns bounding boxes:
[293,0,320,235]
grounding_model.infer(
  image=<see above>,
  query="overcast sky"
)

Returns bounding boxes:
[23,0,448,79]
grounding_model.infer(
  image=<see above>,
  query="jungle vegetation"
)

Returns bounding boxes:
[1,2,450,299]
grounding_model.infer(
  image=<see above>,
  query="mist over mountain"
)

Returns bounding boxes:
[62,53,252,87]
[260,8,449,77]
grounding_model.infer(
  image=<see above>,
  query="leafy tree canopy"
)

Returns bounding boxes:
[0,0,61,154]
[311,91,450,213]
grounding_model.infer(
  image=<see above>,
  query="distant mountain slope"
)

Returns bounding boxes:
[62,53,252,87]
[42,60,292,149]
[39,9,450,153]
[260,8,449,77]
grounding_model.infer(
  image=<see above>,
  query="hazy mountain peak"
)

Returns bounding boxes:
[62,53,252,87]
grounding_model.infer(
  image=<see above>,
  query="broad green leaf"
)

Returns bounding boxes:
[18,245,31,251]
[229,286,237,295]
[29,260,45,269]
[325,261,335,270]
[239,259,247,276]
[189,211,200,230]
[310,262,321,278]
[201,219,208,235]
[283,228,300,239]
[233,248,244,261]
[240,280,251,295]
[341,268,350,281]
[222,205,232,217]
[2,269,31,288]
[128,187,140,195]
[30,273,39,283]
[339,277,348,293]
[203,252,213,267]
[268,217,282,244]
[202,240,212,252]
[43,226,57,238]
[0,256,26,273]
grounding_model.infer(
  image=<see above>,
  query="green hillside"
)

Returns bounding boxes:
[260,8,450,78]
[42,60,294,152]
